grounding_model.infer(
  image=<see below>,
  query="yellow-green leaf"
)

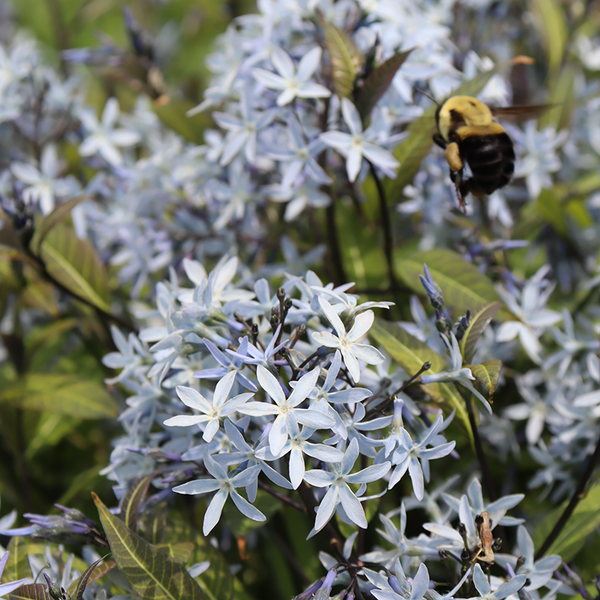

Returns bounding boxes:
[355,50,412,122]
[1,538,31,582]
[121,474,155,532]
[467,360,502,397]
[156,542,196,566]
[7,585,51,600]
[93,492,205,600]
[396,249,510,320]
[370,319,472,441]
[39,223,110,313]
[533,481,600,561]
[30,195,91,256]
[460,302,501,363]
[0,374,118,419]
[529,0,567,78]
[320,16,363,99]
[538,63,576,131]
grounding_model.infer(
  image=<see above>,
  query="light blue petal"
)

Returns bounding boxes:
[230,490,267,522]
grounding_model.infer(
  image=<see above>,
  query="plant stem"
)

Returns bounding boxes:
[535,432,600,559]
[257,479,305,513]
[325,202,347,286]
[368,162,396,288]
[297,482,345,560]
[465,395,497,502]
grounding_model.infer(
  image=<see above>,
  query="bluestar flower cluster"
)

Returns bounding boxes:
[3,0,600,599]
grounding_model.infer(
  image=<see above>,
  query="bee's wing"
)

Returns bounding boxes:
[489,104,556,122]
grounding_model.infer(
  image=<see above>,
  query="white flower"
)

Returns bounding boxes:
[496,266,562,364]
[311,296,384,384]
[320,98,400,182]
[252,46,331,106]
[78,98,141,167]
[11,145,77,214]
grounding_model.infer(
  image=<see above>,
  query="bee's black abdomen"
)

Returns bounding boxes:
[459,133,515,195]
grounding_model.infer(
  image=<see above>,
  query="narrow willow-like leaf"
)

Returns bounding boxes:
[73,558,106,600]
[533,481,600,561]
[467,360,502,396]
[538,64,576,131]
[30,195,90,256]
[1,538,31,583]
[396,249,510,321]
[156,542,196,565]
[67,560,116,598]
[355,49,412,122]
[0,374,118,419]
[529,0,566,78]
[21,280,59,317]
[93,493,205,600]
[121,474,155,532]
[370,319,472,441]
[320,15,363,99]
[7,584,51,600]
[39,223,110,313]
[460,302,501,363]
[536,188,567,234]
[388,58,530,201]
[189,534,233,600]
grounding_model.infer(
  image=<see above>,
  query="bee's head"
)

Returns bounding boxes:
[437,96,494,141]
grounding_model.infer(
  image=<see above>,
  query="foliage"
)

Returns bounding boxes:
[1,0,600,599]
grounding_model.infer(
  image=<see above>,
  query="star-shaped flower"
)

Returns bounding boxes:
[320,98,399,182]
[252,46,331,107]
[311,296,384,384]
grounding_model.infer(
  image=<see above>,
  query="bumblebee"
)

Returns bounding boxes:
[433,96,516,208]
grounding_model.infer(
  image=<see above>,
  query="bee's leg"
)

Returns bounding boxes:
[433,133,447,149]
[444,142,463,172]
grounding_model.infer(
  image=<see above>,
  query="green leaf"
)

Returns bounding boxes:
[334,199,387,288]
[370,319,472,440]
[460,302,501,363]
[30,195,91,256]
[189,533,233,600]
[320,15,363,99]
[396,249,510,320]
[1,538,31,582]
[536,188,567,235]
[533,481,600,562]
[39,223,110,313]
[7,585,51,600]
[388,59,526,201]
[355,50,412,121]
[93,492,206,600]
[72,558,106,600]
[156,542,196,566]
[0,374,118,419]
[67,560,116,598]
[538,63,576,131]
[467,360,502,397]
[120,474,155,532]
[529,0,567,78]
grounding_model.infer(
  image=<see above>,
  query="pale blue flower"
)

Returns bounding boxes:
[465,564,527,600]
[303,438,390,533]
[78,98,141,166]
[252,46,331,106]
[420,333,492,413]
[320,98,400,182]
[173,449,265,535]
[163,371,254,442]
[237,365,335,455]
[213,92,278,165]
[311,296,385,384]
